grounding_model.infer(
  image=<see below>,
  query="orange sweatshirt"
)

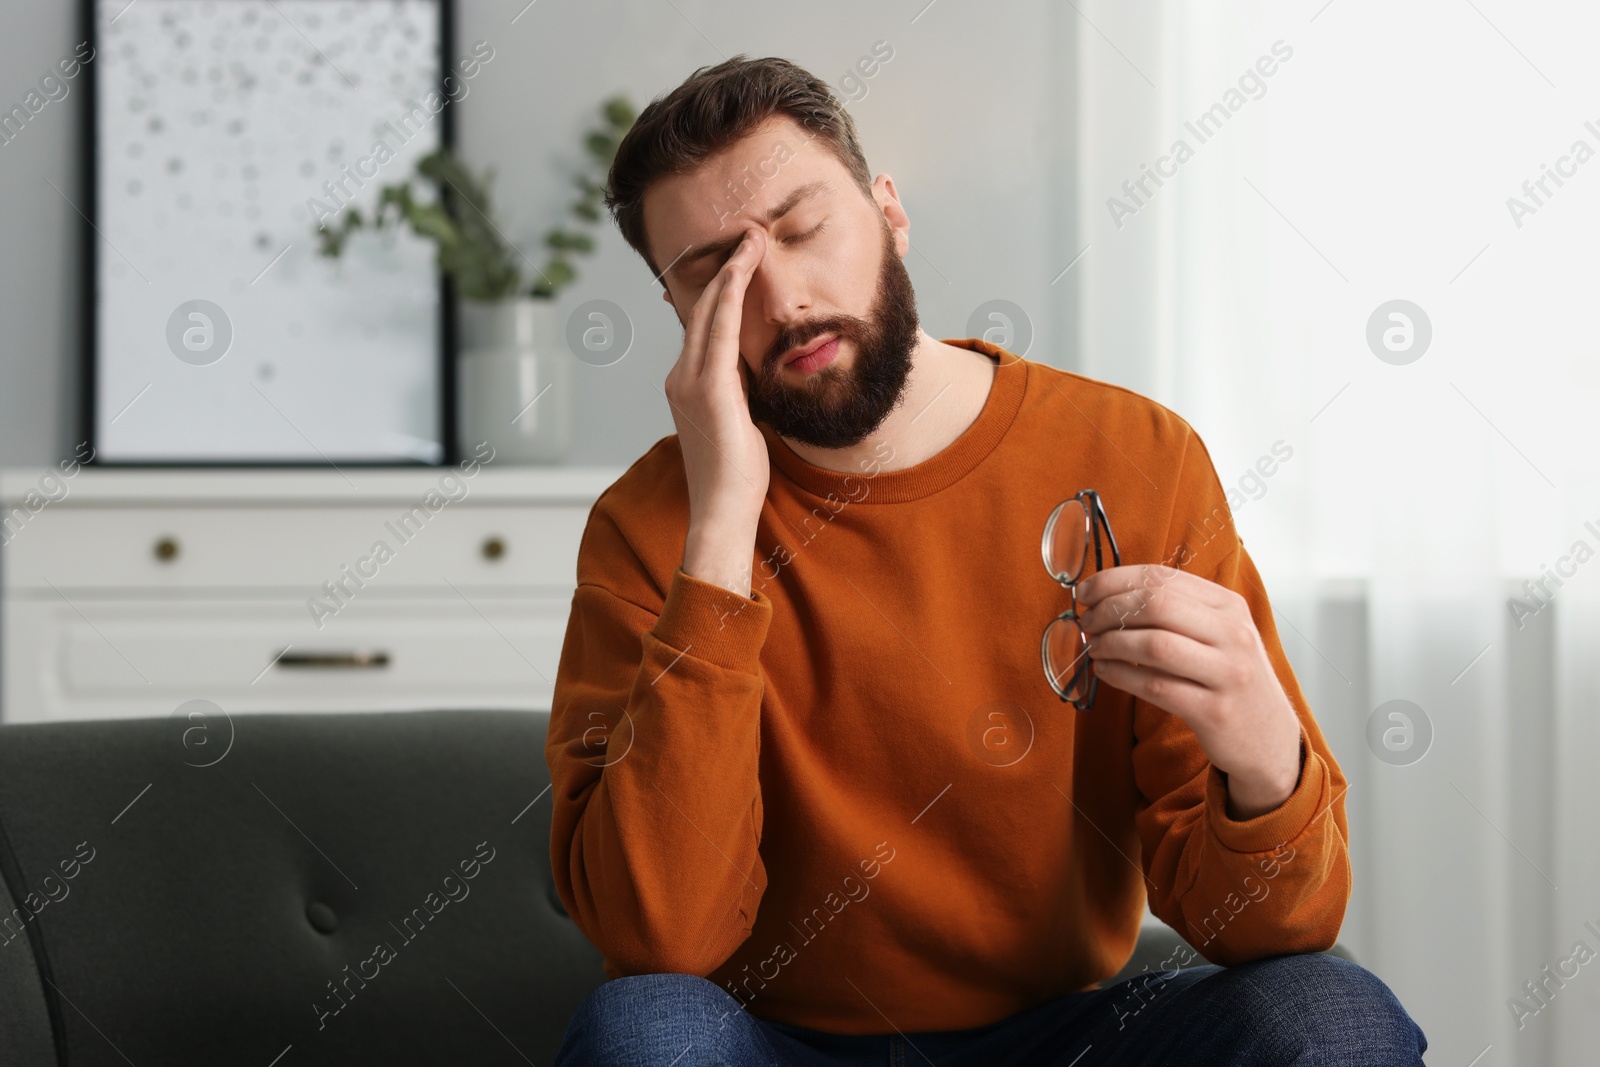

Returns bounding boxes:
[546,338,1351,1034]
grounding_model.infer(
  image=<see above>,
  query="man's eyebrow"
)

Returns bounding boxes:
[670,179,833,277]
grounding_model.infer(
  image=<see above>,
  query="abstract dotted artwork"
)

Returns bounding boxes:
[93,0,445,463]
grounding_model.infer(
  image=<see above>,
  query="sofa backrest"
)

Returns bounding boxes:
[0,709,605,1066]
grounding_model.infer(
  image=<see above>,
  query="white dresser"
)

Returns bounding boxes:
[0,465,623,723]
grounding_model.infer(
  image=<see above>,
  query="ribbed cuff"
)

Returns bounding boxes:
[1205,728,1324,853]
[649,567,772,674]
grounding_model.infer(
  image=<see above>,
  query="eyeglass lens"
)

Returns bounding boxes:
[1043,497,1096,702]
[1044,613,1090,702]
[1044,498,1090,583]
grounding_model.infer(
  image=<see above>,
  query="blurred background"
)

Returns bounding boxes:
[2,1,1598,1064]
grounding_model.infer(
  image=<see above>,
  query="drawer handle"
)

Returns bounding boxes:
[153,536,180,562]
[481,535,506,560]
[274,649,391,670]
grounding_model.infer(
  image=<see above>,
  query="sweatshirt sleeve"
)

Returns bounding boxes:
[545,497,773,978]
[1130,426,1352,965]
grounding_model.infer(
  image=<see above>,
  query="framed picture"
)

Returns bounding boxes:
[81,0,456,465]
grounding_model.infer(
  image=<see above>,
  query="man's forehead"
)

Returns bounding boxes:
[643,120,841,274]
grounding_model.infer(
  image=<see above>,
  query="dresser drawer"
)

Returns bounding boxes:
[0,467,618,723]
[3,595,573,723]
[3,504,589,592]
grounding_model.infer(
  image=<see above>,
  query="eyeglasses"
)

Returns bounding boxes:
[1041,489,1121,709]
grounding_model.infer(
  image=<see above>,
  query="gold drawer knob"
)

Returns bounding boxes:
[481,535,506,561]
[153,536,180,562]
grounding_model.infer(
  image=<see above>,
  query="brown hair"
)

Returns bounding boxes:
[604,54,875,282]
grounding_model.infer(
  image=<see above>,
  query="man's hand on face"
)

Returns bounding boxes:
[664,225,772,598]
[1076,564,1305,821]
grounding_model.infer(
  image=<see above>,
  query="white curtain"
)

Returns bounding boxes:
[1076,3,1600,1065]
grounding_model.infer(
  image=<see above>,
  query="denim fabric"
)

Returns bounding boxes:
[552,953,1428,1066]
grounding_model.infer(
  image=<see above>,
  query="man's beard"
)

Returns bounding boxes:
[746,221,920,450]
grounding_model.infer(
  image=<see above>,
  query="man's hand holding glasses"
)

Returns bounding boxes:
[1043,489,1307,821]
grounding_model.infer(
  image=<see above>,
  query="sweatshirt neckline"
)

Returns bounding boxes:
[759,337,1028,505]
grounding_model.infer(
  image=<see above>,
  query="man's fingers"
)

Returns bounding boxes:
[700,228,765,381]
[1077,564,1231,610]
[1088,626,1230,689]
[679,246,732,378]
[1081,585,1221,647]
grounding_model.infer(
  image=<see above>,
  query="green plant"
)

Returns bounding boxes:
[313,94,636,301]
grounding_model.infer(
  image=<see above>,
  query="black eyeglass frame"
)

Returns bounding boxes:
[1040,489,1123,709]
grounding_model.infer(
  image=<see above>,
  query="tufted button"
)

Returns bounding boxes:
[306,901,339,934]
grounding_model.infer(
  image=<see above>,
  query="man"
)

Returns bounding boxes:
[546,54,1426,1065]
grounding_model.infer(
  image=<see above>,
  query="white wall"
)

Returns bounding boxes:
[0,0,83,466]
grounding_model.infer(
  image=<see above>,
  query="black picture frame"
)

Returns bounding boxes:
[77,0,459,468]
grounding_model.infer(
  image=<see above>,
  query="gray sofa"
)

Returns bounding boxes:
[0,709,1350,1064]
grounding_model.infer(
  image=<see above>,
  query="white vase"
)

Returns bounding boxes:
[456,296,573,464]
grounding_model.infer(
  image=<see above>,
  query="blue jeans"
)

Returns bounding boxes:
[552,953,1427,1066]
